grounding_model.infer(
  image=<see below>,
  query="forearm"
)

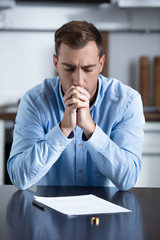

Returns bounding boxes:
[7,124,73,190]
[8,142,57,190]
[84,125,143,191]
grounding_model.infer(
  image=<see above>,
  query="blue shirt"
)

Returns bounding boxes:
[7,74,145,190]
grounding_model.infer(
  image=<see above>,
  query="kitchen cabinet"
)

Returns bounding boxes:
[136,122,160,187]
[0,121,5,185]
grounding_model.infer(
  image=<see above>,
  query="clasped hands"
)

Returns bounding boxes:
[60,86,96,139]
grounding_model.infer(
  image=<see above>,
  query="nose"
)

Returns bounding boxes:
[73,68,84,87]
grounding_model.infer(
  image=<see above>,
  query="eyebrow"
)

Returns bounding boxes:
[61,63,97,68]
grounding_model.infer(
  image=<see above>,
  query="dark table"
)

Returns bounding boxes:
[0,185,160,240]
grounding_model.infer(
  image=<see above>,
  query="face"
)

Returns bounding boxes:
[53,41,105,103]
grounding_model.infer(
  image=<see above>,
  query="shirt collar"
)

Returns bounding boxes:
[58,79,65,109]
[90,74,102,110]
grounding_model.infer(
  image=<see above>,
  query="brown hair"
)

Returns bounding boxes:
[54,20,103,58]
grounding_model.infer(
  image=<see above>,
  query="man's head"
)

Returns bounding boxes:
[54,20,103,59]
[53,21,105,104]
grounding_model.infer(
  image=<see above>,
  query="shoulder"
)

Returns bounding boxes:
[16,77,60,123]
[99,74,140,102]
[99,75,143,120]
[19,77,60,110]
[24,77,59,102]
[18,77,60,115]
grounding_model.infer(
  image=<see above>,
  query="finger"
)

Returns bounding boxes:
[65,98,89,108]
[76,100,89,108]
[74,92,90,103]
[64,87,89,104]
[74,86,90,99]
[64,85,75,97]
[64,92,89,105]
[65,97,79,107]
[63,86,90,103]
[63,87,78,103]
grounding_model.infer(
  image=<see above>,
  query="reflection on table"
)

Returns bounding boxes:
[7,186,143,240]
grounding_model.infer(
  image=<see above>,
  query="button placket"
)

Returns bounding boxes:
[75,127,86,185]
[78,143,82,148]
[77,169,82,174]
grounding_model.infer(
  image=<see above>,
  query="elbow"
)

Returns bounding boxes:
[117,183,134,192]
[17,185,29,191]
[8,173,30,191]
[117,155,141,191]
[10,177,30,191]
[10,172,31,190]
[7,161,30,191]
[115,178,136,191]
[114,177,133,191]
[116,167,141,192]
[14,180,30,190]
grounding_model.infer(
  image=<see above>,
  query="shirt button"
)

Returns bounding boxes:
[42,162,46,166]
[78,144,82,148]
[77,169,82,174]
[59,142,63,147]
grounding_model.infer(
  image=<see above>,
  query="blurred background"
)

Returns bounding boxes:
[0,0,160,187]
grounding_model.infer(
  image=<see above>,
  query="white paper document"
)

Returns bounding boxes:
[34,194,131,216]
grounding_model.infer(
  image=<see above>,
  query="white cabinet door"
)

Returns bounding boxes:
[136,155,160,187]
[0,121,5,185]
[136,122,160,187]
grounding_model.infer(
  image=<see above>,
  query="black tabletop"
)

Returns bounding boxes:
[0,185,160,240]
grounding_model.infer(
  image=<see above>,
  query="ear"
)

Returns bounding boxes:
[99,54,105,73]
[53,54,59,73]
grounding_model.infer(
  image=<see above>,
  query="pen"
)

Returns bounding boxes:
[32,199,45,211]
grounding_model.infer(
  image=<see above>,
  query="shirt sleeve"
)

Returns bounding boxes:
[83,93,145,191]
[7,93,73,190]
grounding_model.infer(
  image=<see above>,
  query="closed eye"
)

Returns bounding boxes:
[64,67,76,72]
[62,63,96,73]
[82,64,96,72]
[83,68,94,72]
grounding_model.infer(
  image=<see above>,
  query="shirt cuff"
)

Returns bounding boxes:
[83,124,109,153]
[44,123,74,152]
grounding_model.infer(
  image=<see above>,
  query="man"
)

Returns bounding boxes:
[7,21,145,191]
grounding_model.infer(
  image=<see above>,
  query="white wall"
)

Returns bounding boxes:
[0,31,55,102]
[108,33,160,104]
[0,3,160,102]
